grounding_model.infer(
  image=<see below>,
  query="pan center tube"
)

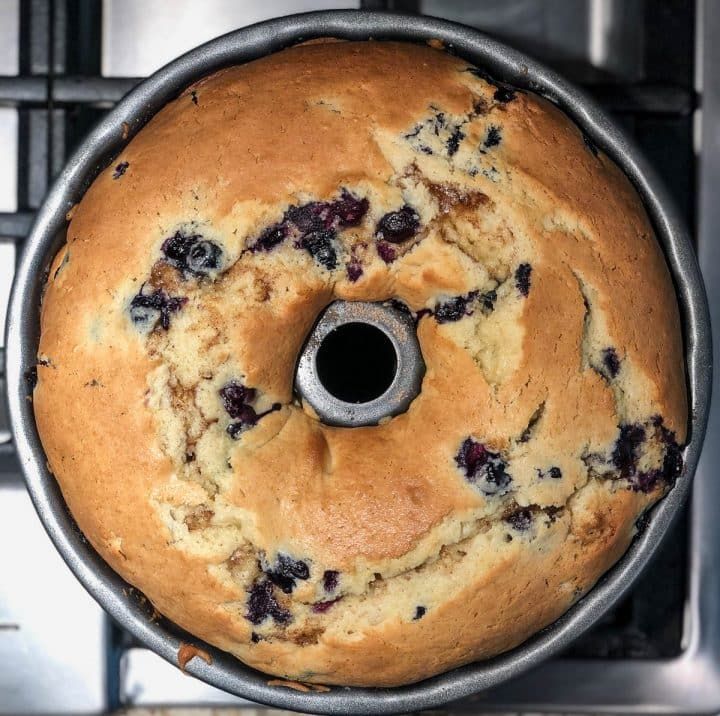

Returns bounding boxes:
[295,301,426,427]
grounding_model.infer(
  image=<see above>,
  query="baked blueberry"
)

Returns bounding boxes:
[129,288,186,331]
[376,240,397,264]
[252,222,289,252]
[413,606,426,620]
[301,229,338,270]
[286,202,325,233]
[629,469,662,493]
[612,424,646,478]
[494,86,516,103]
[226,405,259,438]
[515,263,532,296]
[220,381,257,418]
[376,206,420,244]
[330,189,369,227]
[312,598,340,613]
[434,292,478,323]
[479,290,497,313]
[455,437,512,496]
[447,126,465,156]
[484,126,502,148]
[346,259,363,282]
[266,553,310,594]
[162,231,223,276]
[602,347,620,378]
[505,508,534,531]
[323,570,339,592]
[538,466,563,479]
[112,161,129,179]
[246,579,291,625]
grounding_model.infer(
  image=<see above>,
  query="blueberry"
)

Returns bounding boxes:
[287,190,368,232]
[252,222,289,252]
[376,206,420,244]
[186,240,222,274]
[250,632,261,643]
[656,420,683,486]
[455,437,512,496]
[434,292,478,323]
[627,420,682,492]
[413,606,426,620]
[129,288,186,331]
[190,91,198,105]
[226,405,259,438]
[538,466,563,479]
[612,424,646,478]
[323,570,339,592]
[515,263,532,297]
[286,203,325,233]
[376,240,397,264]
[494,86,516,103]
[113,161,129,179]
[330,189,369,227]
[484,126,502,148]
[505,508,534,531]
[346,259,363,282]
[629,469,663,493]
[312,598,340,614]
[602,347,621,378]
[246,580,291,625]
[162,231,223,276]
[266,554,310,594]
[479,290,497,313]
[219,381,257,418]
[301,229,338,270]
[447,126,465,156]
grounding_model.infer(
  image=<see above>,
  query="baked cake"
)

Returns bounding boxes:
[33,40,686,686]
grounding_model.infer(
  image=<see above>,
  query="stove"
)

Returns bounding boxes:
[0,1,717,713]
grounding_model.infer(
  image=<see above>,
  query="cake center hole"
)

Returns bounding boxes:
[316,322,398,403]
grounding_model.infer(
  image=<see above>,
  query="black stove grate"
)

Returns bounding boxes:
[0,0,695,674]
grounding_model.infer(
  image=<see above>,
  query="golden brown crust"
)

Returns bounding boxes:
[34,40,686,687]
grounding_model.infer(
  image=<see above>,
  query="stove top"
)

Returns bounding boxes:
[0,1,717,713]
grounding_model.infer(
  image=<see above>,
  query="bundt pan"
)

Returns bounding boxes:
[5,10,712,715]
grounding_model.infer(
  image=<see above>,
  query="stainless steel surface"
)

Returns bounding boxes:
[422,0,644,82]
[0,0,18,213]
[5,11,710,714]
[121,648,251,706]
[0,0,19,75]
[295,300,425,427]
[102,0,359,77]
[0,472,108,714]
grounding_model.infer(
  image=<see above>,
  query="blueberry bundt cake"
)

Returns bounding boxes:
[34,40,686,686]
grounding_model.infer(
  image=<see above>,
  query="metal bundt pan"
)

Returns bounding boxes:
[5,10,712,715]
